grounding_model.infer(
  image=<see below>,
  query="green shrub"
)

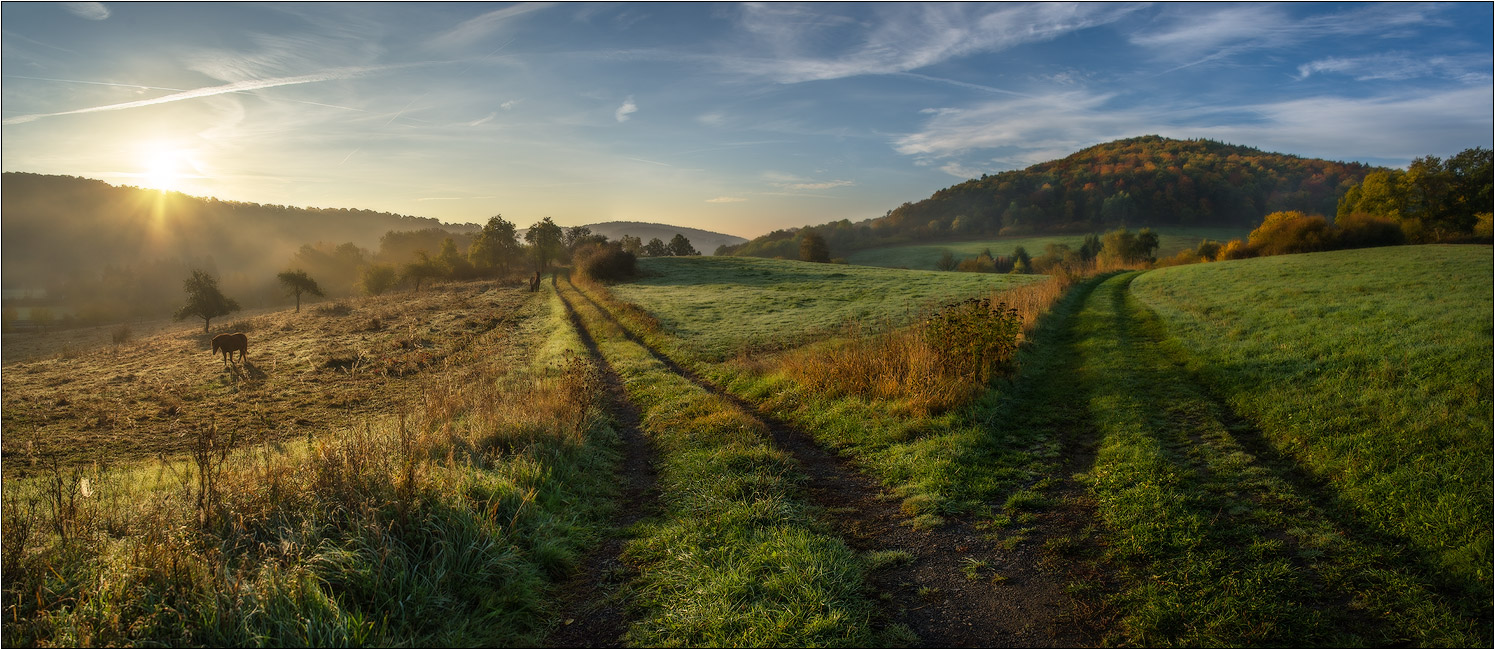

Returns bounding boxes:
[923,297,1022,383]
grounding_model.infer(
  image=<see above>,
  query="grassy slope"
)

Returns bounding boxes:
[611,256,1042,360]
[846,227,1246,270]
[1075,270,1483,646]
[2,283,625,646]
[1128,245,1493,597]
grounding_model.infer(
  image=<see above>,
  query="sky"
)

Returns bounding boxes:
[3,2,1491,238]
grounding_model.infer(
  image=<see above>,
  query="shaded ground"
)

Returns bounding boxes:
[1,281,529,475]
[547,281,661,648]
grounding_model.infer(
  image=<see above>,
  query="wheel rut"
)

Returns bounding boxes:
[546,278,660,648]
[564,275,1091,647]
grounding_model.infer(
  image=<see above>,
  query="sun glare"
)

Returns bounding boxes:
[137,144,201,192]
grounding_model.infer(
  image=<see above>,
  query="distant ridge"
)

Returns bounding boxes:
[581,221,747,255]
[1,172,476,291]
[722,135,1383,259]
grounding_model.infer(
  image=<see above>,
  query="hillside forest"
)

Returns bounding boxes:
[721,136,1492,259]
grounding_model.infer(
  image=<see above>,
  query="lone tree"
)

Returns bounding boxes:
[667,233,698,256]
[468,214,521,277]
[800,229,830,263]
[276,269,324,312]
[175,269,240,333]
[525,217,565,272]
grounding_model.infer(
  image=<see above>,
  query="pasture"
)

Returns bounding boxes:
[609,255,1043,360]
[2,284,529,474]
[845,227,1246,269]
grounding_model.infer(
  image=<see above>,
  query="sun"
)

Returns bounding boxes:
[137,144,201,192]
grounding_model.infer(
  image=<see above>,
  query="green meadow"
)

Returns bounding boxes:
[846,227,1247,269]
[610,255,1043,360]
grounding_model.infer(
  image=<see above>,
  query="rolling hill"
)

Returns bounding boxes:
[723,135,1382,259]
[582,221,747,255]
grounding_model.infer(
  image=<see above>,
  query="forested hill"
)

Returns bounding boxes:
[1,172,474,291]
[724,136,1382,259]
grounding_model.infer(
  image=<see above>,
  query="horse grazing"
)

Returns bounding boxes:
[211,333,249,364]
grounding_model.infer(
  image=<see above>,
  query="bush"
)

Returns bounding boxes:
[923,297,1022,384]
[573,242,636,281]
[1249,211,1333,256]
[1335,213,1405,249]
[1216,239,1254,260]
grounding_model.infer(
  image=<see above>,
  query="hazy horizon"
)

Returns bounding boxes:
[3,2,1491,239]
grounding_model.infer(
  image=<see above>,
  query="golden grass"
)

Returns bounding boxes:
[2,281,530,476]
[767,262,1104,414]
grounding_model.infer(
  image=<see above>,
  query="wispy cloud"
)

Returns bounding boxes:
[729,3,1139,82]
[3,66,396,125]
[430,2,554,49]
[706,196,747,203]
[1296,52,1492,83]
[763,171,855,191]
[615,95,637,122]
[1132,3,1450,71]
[61,3,110,21]
[466,112,497,127]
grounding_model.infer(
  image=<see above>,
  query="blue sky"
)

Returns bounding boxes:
[3,2,1490,238]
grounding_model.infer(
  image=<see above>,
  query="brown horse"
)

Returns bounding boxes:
[211,332,248,364]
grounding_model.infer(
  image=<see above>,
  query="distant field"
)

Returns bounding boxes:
[610,256,1044,360]
[1130,245,1494,593]
[846,227,1247,270]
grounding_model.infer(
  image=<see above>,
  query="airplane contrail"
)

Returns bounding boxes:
[2,65,395,125]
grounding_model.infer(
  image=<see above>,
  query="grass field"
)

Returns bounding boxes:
[845,227,1247,270]
[609,256,1043,360]
[1129,245,1493,598]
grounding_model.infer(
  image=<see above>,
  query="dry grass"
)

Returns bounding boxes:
[2,278,621,646]
[768,265,1092,414]
[2,281,529,476]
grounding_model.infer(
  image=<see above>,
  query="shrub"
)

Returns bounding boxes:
[572,242,636,281]
[1335,212,1405,249]
[923,297,1022,384]
[1474,212,1493,241]
[1248,211,1333,256]
[1216,239,1251,260]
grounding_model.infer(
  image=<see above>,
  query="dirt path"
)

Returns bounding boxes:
[547,280,661,648]
[564,275,1097,647]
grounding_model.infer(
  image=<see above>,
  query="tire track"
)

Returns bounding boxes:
[546,277,660,648]
[564,274,1089,647]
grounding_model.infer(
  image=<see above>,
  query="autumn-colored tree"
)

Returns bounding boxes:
[174,269,240,333]
[1248,211,1333,256]
[276,269,324,312]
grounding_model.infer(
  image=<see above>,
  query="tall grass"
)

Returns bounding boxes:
[772,265,1082,414]
[2,286,622,646]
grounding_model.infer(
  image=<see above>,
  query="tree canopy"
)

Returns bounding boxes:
[174,269,240,333]
[276,269,324,312]
[525,218,565,272]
